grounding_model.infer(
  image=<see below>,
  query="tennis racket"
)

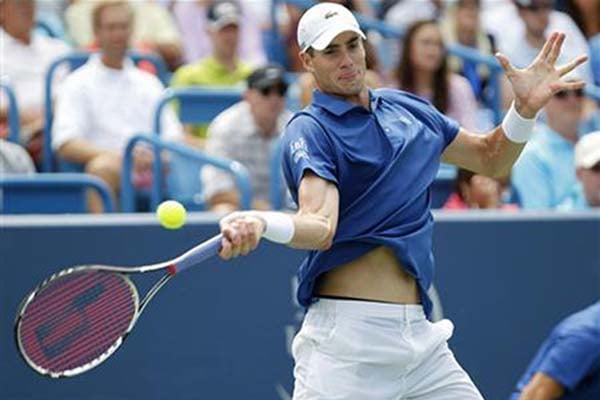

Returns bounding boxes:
[14,234,222,378]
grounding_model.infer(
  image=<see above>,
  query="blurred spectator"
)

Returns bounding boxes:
[559,131,600,210]
[0,139,36,174]
[171,0,253,143]
[65,0,183,71]
[0,0,70,151]
[512,81,586,209]
[557,0,600,39]
[202,64,293,212]
[510,300,600,400]
[441,0,499,102]
[384,0,444,31]
[52,1,183,213]
[395,20,479,131]
[173,0,266,66]
[490,0,593,85]
[443,168,519,210]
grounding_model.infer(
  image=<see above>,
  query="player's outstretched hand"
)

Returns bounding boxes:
[496,32,588,118]
[218,212,265,260]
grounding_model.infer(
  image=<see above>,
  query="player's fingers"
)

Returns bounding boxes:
[536,31,556,63]
[218,238,233,260]
[557,55,588,77]
[550,80,585,94]
[547,32,565,65]
[495,53,516,77]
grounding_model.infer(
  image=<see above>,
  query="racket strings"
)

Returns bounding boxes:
[17,270,137,374]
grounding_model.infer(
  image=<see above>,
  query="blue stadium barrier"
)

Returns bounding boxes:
[0,80,20,144]
[0,173,114,213]
[153,87,244,210]
[121,133,252,212]
[0,212,598,399]
[42,51,170,172]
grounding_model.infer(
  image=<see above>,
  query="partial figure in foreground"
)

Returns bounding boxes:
[511,300,600,400]
[217,2,587,399]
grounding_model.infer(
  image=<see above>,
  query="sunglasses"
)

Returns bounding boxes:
[553,88,584,99]
[258,85,287,97]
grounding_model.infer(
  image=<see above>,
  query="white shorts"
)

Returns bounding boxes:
[291,298,483,400]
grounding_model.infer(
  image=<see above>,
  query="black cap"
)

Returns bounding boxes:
[247,64,288,91]
[207,1,240,30]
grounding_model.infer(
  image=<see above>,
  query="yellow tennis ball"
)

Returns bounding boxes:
[156,200,187,230]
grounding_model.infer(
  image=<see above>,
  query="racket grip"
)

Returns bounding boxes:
[174,234,223,274]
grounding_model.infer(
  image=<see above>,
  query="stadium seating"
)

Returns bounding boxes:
[0,81,20,144]
[0,173,113,213]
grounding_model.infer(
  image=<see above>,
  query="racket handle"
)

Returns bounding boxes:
[173,234,223,274]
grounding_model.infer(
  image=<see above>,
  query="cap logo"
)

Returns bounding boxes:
[324,11,338,19]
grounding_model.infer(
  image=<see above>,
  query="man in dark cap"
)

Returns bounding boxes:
[202,64,293,212]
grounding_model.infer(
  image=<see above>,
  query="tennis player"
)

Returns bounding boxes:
[217,3,587,399]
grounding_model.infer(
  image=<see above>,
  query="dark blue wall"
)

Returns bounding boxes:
[1,212,599,399]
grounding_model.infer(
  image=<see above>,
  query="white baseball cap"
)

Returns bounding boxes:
[575,131,600,169]
[297,2,366,53]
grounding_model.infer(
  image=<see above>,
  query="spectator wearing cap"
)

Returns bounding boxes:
[559,131,600,210]
[512,74,589,209]
[171,0,254,142]
[201,64,293,213]
[172,0,266,66]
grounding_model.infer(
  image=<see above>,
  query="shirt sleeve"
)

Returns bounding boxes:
[537,331,600,390]
[281,114,338,203]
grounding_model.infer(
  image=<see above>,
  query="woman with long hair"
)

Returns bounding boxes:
[395,19,479,131]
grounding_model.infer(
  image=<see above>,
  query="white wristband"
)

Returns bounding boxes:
[501,102,537,143]
[255,211,295,244]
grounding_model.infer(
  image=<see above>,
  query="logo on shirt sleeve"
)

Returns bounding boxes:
[290,137,309,163]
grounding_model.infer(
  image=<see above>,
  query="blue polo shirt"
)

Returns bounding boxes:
[511,301,600,399]
[281,89,459,318]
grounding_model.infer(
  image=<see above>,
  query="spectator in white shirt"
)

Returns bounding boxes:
[0,0,70,149]
[52,1,183,212]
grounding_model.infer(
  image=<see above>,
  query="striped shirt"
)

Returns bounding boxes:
[202,101,293,205]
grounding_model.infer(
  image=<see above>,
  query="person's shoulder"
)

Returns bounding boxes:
[171,59,209,85]
[210,101,248,131]
[35,33,71,54]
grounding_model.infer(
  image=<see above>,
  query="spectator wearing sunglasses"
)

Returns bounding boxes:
[512,74,588,209]
[558,131,600,210]
[201,64,293,212]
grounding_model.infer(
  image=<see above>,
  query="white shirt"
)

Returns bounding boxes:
[0,28,70,111]
[52,55,183,151]
[483,4,592,83]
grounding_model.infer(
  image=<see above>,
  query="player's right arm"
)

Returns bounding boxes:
[519,372,565,400]
[218,170,339,260]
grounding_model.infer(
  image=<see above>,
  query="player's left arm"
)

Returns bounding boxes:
[442,32,587,177]
[519,372,565,400]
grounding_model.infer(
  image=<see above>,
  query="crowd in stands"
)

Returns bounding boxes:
[1,0,599,214]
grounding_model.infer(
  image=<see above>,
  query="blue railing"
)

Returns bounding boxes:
[0,81,21,144]
[121,134,252,212]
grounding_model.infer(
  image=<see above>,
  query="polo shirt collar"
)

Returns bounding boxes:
[312,89,374,116]
[89,53,135,74]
